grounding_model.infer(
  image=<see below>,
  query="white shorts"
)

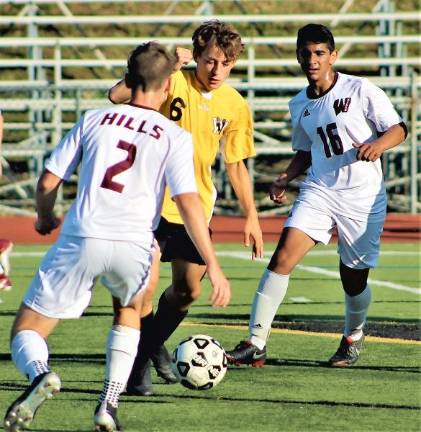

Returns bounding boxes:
[284,200,385,269]
[24,235,154,319]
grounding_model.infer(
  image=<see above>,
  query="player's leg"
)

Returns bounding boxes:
[126,219,207,395]
[328,215,383,367]
[0,239,13,275]
[4,305,61,432]
[96,238,154,430]
[0,239,13,291]
[227,227,316,366]
[227,200,334,366]
[94,294,142,432]
[138,248,177,384]
[125,248,162,396]
[154,258,206,338]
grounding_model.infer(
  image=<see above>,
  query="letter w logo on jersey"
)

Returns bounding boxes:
[333,98,351,115]
[213,117,229,134]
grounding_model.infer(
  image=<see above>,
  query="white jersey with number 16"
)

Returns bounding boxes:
[289,72,402,221]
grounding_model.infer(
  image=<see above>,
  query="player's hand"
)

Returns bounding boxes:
[353,142,384,162]
[269,173,289,204]
[244,215,263,259]
[174,47,193,71]
[35,216,61,235]
[207,263,231,308]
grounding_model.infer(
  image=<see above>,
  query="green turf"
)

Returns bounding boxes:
[0,242,420,431]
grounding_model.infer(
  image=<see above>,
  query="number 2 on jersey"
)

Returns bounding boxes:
[317,122,344,158]
[100,140,137,193]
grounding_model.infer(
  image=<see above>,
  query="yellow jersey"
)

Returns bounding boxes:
[159,69,255,224]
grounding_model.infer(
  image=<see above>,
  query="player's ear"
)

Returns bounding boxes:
[163,76,171,93]
[329,49,338,66]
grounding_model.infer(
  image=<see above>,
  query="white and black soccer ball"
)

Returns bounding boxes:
[171,334,228,390]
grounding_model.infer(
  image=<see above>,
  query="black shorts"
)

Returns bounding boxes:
[154,217,212,265]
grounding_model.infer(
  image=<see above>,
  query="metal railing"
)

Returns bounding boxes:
[0,1,419,215]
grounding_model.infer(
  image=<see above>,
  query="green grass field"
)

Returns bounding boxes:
[0,242,420,432]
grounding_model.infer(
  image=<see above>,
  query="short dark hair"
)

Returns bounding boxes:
[192,20,244,61]
[126,42,176,92]
[296,24,335,52]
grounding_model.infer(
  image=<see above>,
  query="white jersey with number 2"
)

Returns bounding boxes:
[289,72,402,222]
[45,103,197,243]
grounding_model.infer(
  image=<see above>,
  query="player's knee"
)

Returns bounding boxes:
[340,261,369,296]
[268,248,295,274]
[171,281,201,307]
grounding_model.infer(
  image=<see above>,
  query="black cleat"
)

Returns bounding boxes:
[4,371,61,432]
[226,340,266,367]
[125,359,153,396]
[329,334,365,367]
[94,401,123,432]
[150,344,178,384]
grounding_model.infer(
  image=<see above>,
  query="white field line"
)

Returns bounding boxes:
[217,251,421,295]
[10,250,420,294]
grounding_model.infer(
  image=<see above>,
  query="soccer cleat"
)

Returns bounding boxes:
[125,359,153,396]
[150,344,178,384]
[0,239,13,276]
[329,334,365,367]
[4,371,61,432]
[94,401,123,432]
[226,340,266,367]
[0,273,12,291]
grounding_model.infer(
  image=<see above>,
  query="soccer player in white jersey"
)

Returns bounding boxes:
[227,23,407,368]
[0,109,14,292]
[3,43,230,432]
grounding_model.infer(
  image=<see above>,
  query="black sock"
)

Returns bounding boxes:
[151,292,188,351]
[128,295,187,385]
[127,311,155,383]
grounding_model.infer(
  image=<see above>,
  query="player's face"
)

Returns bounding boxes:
[195,43,236,91]
[297,42,337,84]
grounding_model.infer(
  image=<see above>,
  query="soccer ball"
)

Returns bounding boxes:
[171,334,227,390]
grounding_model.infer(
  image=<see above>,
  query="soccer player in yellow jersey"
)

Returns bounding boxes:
[108,21,263,395]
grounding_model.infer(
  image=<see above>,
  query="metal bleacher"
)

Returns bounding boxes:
[0,0,419,216]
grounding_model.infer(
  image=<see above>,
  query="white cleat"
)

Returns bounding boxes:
[94,401,123,432]
[4,372,61,432]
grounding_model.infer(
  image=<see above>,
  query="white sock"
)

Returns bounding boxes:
[11,330,50,383]
[99,325,140,407]
[249,269,290,350]
[344,285,371,340]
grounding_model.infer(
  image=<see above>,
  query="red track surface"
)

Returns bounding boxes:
[0,214,419,244]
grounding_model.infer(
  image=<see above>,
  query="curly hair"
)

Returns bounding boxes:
[192,20,244,61]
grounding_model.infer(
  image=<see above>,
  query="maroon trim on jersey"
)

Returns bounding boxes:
[306,72,339,99]
[127,102,157,112]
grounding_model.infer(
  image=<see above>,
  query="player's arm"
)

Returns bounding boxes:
[108,79,131,105]
[225,160,263,259]
[353,122,407,162]
[35,169,62,235]
[174,192,231,308]
[270,150,311,204]
[173,47,193,71]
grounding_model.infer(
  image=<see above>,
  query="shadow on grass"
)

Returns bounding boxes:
[0,353,105,363]
[259,358,421,373]
[1,380,419,414]
[132,391,421,411]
